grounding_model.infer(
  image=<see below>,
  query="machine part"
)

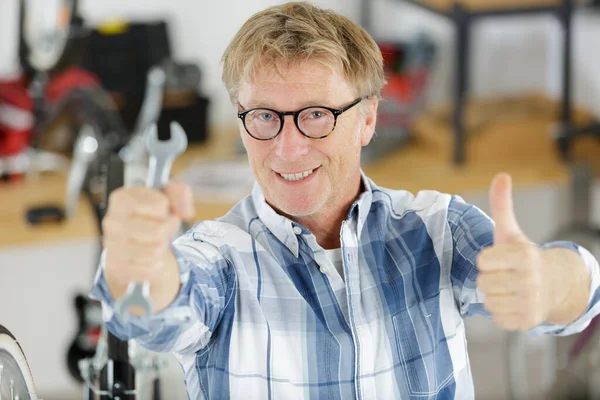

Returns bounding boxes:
[0,153,32,177]
[21,0,76,72]
[66,294,103,382]
[24,124,99,225]
[0,325,39,400]
[78,325,168,399]
[120,66,167,188]
[161,59,201,91]
[133,68,167,138]
[24,205,65,224]
[24,149,70,177]
[120,66,167,168]
[65,124,99,218]
[115,122,188,322]
[508,331,530,400]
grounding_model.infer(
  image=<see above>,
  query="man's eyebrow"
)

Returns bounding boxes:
[242,99,333,110]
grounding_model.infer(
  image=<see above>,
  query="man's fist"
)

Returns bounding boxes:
[102,181,195,289]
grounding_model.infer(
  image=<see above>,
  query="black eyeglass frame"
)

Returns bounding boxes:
[237,96,367,141]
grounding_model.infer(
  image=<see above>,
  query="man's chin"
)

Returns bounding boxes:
[272,199,319,219]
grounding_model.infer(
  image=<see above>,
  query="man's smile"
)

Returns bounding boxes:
[274,166,321,183]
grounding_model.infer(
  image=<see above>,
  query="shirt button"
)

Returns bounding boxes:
[319,265,329,275]
[293,226,302,235]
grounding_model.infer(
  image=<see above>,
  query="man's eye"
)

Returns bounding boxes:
[258,112,276,121]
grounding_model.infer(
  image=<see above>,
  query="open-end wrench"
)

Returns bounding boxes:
[115,121,188,321]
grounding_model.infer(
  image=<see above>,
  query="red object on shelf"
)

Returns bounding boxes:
[0,67,100,159]
[0,75,34,157]
[46,67,100,104]
[376,38,436,136]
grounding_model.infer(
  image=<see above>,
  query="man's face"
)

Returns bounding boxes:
[237,61,376,219]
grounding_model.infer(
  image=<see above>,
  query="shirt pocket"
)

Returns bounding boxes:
[392,289,458,397]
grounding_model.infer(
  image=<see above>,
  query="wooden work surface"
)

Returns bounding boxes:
[0,129,238,249]
[1,95,599,249]
[413,0,564,12]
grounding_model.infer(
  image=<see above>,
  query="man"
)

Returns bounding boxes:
[91,2,600,399]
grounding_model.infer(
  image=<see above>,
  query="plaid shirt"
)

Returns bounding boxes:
[91,172,600,399]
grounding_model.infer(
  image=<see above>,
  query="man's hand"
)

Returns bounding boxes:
[102,181,196,314]
[476,173,551,331]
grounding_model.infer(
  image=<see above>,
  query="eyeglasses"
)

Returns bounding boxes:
[237,96,367,141]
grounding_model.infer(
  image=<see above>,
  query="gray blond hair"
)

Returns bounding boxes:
[221,1,386,105]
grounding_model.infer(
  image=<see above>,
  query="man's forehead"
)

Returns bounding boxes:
[237,62,354,108]
[253,59,341,80]
[244,64,341,87]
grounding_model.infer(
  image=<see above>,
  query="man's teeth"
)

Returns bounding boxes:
[280,169,314,181]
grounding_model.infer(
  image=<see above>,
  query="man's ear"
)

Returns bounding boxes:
[360,97,378,147]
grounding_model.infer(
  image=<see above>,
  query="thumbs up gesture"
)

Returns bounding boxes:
[476,173,551,331]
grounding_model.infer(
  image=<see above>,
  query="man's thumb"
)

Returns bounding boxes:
[489,173,524,244]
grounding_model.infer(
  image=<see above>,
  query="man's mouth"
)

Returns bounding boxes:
[277,168,316,182]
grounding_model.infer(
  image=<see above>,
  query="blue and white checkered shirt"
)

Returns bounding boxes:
[91,172,600,399]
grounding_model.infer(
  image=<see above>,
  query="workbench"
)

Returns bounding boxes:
[0,129,238,249]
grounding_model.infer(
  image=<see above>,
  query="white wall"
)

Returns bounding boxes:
[0,0,21,78]
[3,0,600,131]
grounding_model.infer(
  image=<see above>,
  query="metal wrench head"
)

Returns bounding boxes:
[144,122,188,188]
[115,282,153,321]
[144,121,188,159]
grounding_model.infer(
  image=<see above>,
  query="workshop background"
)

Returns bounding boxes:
[2,0,600,399]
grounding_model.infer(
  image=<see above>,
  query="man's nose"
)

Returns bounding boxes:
[274,116,310,161]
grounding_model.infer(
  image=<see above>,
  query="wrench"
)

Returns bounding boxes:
[115,121,188,321]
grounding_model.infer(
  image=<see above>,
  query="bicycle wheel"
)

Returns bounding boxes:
[0,325,39,400]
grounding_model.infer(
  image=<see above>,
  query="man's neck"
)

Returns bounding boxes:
[296,212,346,249]
[285,176,364,250]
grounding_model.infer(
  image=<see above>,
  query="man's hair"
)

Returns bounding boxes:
[221,1,386,104]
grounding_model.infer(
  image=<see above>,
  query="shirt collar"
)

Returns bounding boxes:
[354,169,374,238]
[252,182,303,257]
[251,170,374,256]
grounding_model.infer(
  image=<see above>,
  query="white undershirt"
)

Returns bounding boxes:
[324,248,344,280]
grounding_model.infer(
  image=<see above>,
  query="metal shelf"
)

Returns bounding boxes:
[362,0,575,164]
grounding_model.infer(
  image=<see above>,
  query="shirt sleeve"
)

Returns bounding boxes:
[448,195,600,336]
[88,229,237,355]
[447,195,494,319]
